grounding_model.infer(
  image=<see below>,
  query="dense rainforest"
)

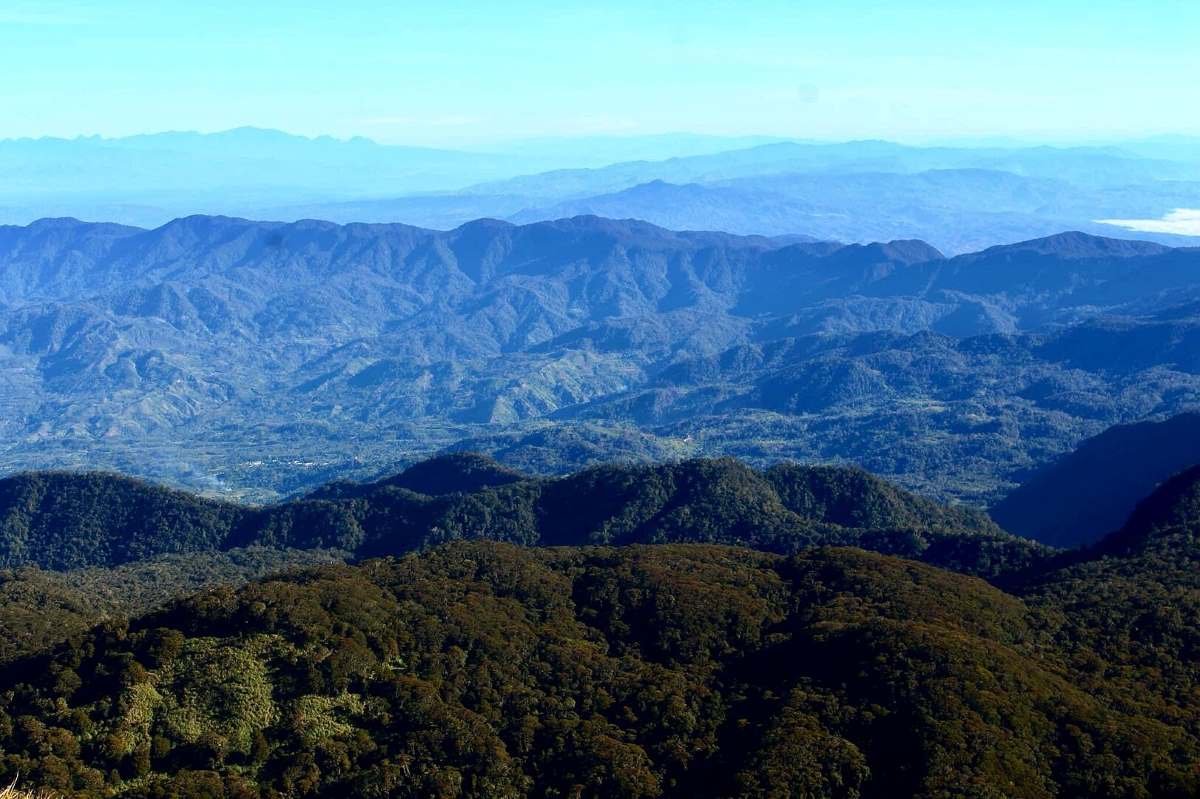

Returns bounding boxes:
[0,452,1196,796]
[0,501,1197,796]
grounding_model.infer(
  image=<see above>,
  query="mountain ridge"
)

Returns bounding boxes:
[7,212,1167,257]
[0,456,1044,578]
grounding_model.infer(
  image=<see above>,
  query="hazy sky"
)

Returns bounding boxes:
[4,0,1199,145]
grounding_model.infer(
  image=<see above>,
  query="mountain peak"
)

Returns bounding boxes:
[22,217,91,230]
[451,217,516,234]
[378,452,527,495]
[861,239,945,264]
[155,214,294,235]
[526,214,681,242]
[985,231,1170,259]
[7,217,143,239]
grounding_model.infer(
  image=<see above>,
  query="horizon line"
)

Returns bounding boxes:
[4,126,1200,151]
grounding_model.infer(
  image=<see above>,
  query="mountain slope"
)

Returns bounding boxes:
[991,413,1200,547]
[1013,468,1200,745]
[1091,463,1200,557]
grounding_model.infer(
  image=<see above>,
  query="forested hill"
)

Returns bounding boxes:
[0,458,1196,796]
[0,471,244,570]
[0,456,1044,578]
[1,535,1195,798]
[362,451,526,495]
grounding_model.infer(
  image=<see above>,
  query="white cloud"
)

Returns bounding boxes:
[1097,208,1200,237]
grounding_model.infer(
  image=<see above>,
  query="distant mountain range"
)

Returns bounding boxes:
[1,214,1199,503]
[0,128,789,203]
[3,130,1199,252]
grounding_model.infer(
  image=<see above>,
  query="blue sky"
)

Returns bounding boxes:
[3,0,1198,145]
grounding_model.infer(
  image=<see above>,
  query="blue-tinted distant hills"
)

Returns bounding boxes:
[4,130,1199,253]
[0,129,788,224]
[468,139,1200,196]
[501,171,1200,254]
[290,169,1200,255]
[1115,134,1200,163]
[289,143,1200,254]
[0,127,509,210]
[475,132,794,168]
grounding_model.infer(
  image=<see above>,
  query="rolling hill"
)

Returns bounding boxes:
[0,456,1044,578]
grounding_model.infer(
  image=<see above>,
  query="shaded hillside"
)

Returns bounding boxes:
[0,541,1194,798]
[0,472,246,570]
[992,413,1200,546]
[764,463,989,530]
[0,457,1045,578]
[1090,463,1200,557]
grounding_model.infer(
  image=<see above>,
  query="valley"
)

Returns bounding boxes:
[7,3,1200,795]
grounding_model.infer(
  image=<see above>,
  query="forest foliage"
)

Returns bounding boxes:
[0,526,1195,797]
[0,455,1197,796]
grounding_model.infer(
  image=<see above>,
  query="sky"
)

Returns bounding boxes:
[3,0,1199,146]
